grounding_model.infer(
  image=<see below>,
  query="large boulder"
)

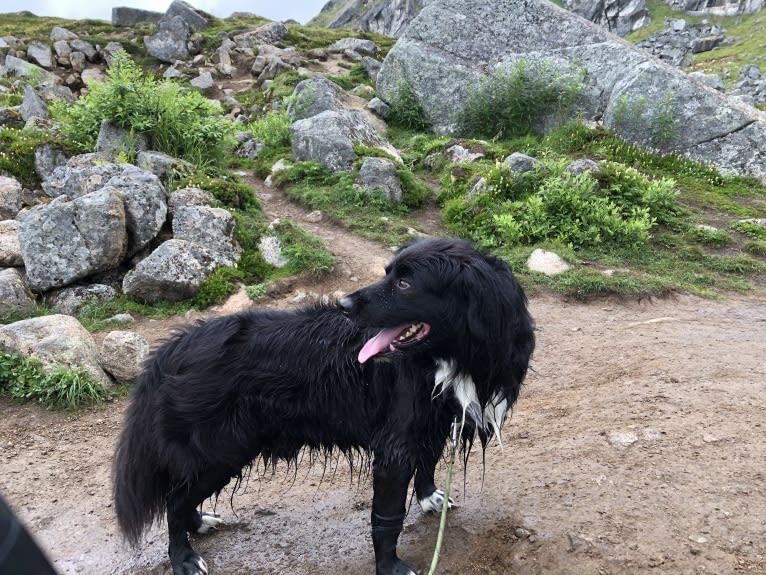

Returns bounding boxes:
[290,110,399,172]
[0,176,22,220]
[98,330,149,382]
[0,269,35,313]
[122,239,223,303]
[17,190,128,292]
[377,0,766,182]
[111,6,163,26]
[144,15,191,63]
[563,0,651,36]
[103,166,168,255]
[287,77,349,120]
[172,205,241,267]
[0,220,23,267]
[355,157,403,202]
[0,314,110,386]
[43,159,167,256]
[51,284,118,315]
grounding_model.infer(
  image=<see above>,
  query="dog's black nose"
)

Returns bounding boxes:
[339,295,354,311]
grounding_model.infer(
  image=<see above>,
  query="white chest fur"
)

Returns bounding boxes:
[434,359,509,445]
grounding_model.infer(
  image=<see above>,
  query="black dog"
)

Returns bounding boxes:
[113,237,535,575]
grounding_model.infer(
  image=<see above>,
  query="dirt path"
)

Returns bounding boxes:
[1,180,765,575]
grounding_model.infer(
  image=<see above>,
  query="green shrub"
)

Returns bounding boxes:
[247,112,292,148]
[172,171,259,210]
[444,158,679,251]
[50,51,236,167]
[387,79,430,131]
[455,60,584,139]
[0,352,106,409]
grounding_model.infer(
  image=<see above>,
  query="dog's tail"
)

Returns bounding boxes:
[112,358,168,547]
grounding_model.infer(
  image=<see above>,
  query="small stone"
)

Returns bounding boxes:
[607,431,639,448]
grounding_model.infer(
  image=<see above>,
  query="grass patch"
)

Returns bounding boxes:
[275,161,419,246]
[0,128,74,188]
[0,351,107,409]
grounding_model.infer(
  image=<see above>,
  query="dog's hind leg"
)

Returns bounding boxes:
[166,469,232,575]
[371,459,418,575]
[414,412,455,513]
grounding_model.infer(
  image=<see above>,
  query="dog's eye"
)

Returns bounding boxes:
[396,279,411,290]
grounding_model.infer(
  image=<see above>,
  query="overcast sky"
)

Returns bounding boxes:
[0,0,329,25]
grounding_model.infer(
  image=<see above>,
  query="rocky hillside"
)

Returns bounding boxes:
[310,0,764,37]
[0,0,764,396]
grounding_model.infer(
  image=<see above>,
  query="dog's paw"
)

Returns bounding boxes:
[418,489,456,513]
[172,550,208,575]
[196,511,224,534]
[376,558,419,575]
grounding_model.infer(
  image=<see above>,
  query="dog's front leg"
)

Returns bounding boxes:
[371,459,417,575]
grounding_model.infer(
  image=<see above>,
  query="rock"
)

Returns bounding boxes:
[2,55,46,79]
[567,158,601,176]
[564,0,651,36]
[378,0,766,181]
[0,269,35,313]
[190,71,215,91]
[355,157,403,202]
[362,56,382,83]
[468,177,489,198]
[27,42,54,69]
[290,110,396,172]
[136,150,193,180]
[167,187,215,213]
[304,210,324,223]
[688,71,724,91]
[258,235,288,268]
[81,68,105,86]
[19,85,48,121]
[367,97,391,118]
[172,205,241,267]
[50,26,78,42]
[504,152,541,174]
[665,0,763,15]
[607,431,639,448]
[98,331,149,382]
[52,40,72,67]
[311,0,435,37]
[111,7,164,27]
[51,284,118,315]
[235,133,265,160]
[0,220,23,267]
[0,176,22,220]
[0,314,110,386]
[329,38,379,55]
[165,0,209,30]
[287,76,348,120]
[122,239,222,303]
[70,39,97,62]
[101,166,168,256]
[17,189,128,292]
[445,144,484,163]
[526,248,573,276]
[69,52,87,73]
[252,21,289,45]
[101,42,125,66]
[95,120,148,156]
[144,15,191,63]
[42,155,125,199]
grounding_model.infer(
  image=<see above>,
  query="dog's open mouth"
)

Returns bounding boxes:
[358,322,431,364]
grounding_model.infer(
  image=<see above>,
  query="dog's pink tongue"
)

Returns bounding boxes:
[358,326,406,364]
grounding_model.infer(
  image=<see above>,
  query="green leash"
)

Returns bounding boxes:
[427,419,459,575]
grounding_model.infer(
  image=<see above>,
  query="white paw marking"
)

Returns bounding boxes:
[187,555,208,575]
[418,489,456,513]
[196,512,224,534]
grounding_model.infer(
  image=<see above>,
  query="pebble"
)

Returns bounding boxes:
[607,431,639,448]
